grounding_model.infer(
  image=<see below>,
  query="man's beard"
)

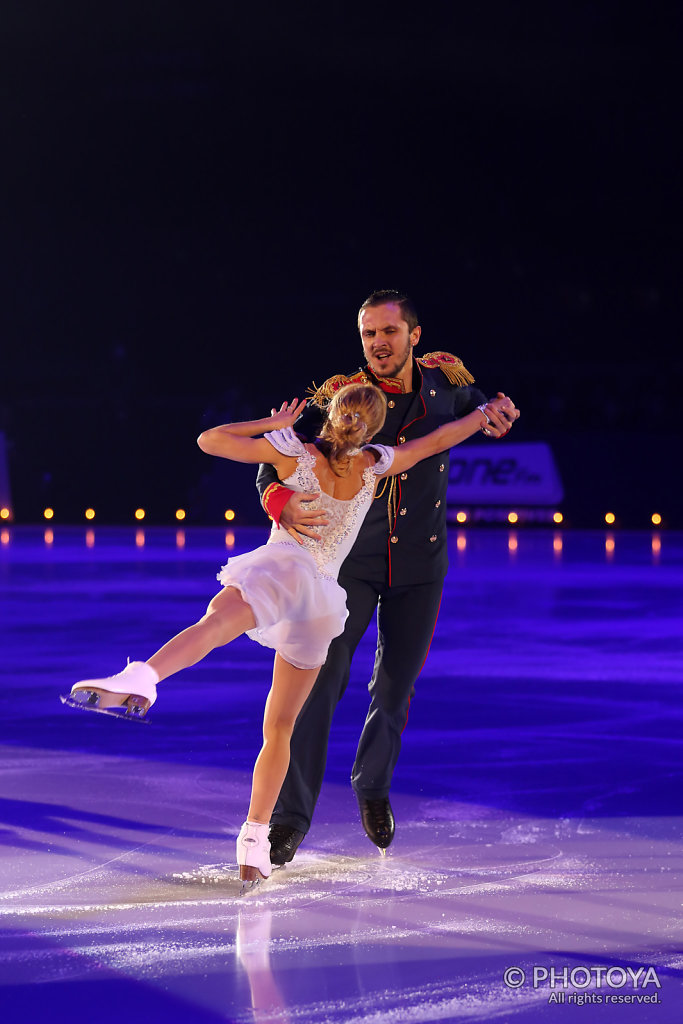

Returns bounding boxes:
[368,338,412,379]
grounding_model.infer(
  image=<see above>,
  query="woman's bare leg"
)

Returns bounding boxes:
[247,654,320,824]
[147,586,256,682]
[67,585,257,717]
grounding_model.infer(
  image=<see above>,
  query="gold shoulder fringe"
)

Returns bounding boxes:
[307,370,371,408]
[417,351,475,386]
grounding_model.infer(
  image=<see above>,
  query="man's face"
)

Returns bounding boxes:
[359,302,421,380]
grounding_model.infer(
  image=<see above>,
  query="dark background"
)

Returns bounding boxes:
[2,2,681,526]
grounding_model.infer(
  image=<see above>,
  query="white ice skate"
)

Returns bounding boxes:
[60,661,159,722]
[236,821,272,892]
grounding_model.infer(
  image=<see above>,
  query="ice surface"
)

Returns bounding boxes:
[1,528,682,1022]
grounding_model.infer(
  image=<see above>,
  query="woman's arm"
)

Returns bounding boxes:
[377,395,519,479]
[251,401,329,540]
[197,398,307,466]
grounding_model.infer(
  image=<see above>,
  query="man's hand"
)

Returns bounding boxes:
[481,393,520,437]
[493,392,520,423]
[279,492,330,544]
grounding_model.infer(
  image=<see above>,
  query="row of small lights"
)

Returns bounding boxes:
[0,507,236,522]
[454,511,664,526]
[0,507,666,526]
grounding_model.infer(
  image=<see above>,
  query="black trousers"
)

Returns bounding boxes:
[271,574,444,832]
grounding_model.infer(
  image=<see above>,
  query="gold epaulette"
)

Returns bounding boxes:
[417,351,475,386]
[307,369,371,408]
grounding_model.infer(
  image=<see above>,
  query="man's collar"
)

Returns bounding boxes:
[364,360,422,395]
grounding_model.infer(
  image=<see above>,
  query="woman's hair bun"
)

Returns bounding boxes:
[319,383,387,476]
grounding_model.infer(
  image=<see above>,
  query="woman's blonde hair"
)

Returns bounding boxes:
[318,383,387,476]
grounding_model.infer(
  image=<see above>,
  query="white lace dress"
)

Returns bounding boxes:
[217,428,394,670]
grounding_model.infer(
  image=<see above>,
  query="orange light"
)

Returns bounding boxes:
[456,511,467,524]
[135,508,145,521]
[456,533,467,552]
[85,508,96,521]
[651,513,662,526]
[605,534,615,556]
[605,512,616,525]
[224,509,236,522]
[43,508,54,521]
[86,529,95,548]
[225,530,235,548]
[44,528,54,545]
[508,511,518,524]
[652,535,661,557]
[135,529,145,547]
[553,533,563,554]
[175,508,186,521]
[553,511,563,524]
[176,529,186,549]
[0,530,9,544]
[508,533,518,553]
[0,508,10,520]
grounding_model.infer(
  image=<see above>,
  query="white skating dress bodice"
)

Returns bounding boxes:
[263,428,394,580]
[216,429,393,670]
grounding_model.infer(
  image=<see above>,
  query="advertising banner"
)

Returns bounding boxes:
[447,442,563,506]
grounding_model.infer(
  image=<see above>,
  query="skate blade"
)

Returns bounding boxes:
[59,692,150,724]
[239,878,262,896]
[378,846,387,858]
[238,863,270,894]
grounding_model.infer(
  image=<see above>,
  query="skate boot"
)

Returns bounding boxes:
[268,824,306,866]
[358,795,395,856]
[60,661,159,722]
[237,821,272,892]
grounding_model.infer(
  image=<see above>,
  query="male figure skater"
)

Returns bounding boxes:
[257,289,520,863]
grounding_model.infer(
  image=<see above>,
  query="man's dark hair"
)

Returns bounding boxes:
[358,289,419,333]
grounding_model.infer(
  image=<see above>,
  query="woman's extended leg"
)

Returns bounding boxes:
[247,654,321,825]
[66,586,256,716]
[147,586,256,682]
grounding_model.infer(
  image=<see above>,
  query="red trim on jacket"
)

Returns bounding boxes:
[387,364,427,586]
[262,482,295,529]
[403,590,443,732]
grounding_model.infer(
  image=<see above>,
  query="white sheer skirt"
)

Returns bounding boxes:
[216,542,348,670]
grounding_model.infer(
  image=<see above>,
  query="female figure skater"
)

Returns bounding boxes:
[62,384,514,886]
